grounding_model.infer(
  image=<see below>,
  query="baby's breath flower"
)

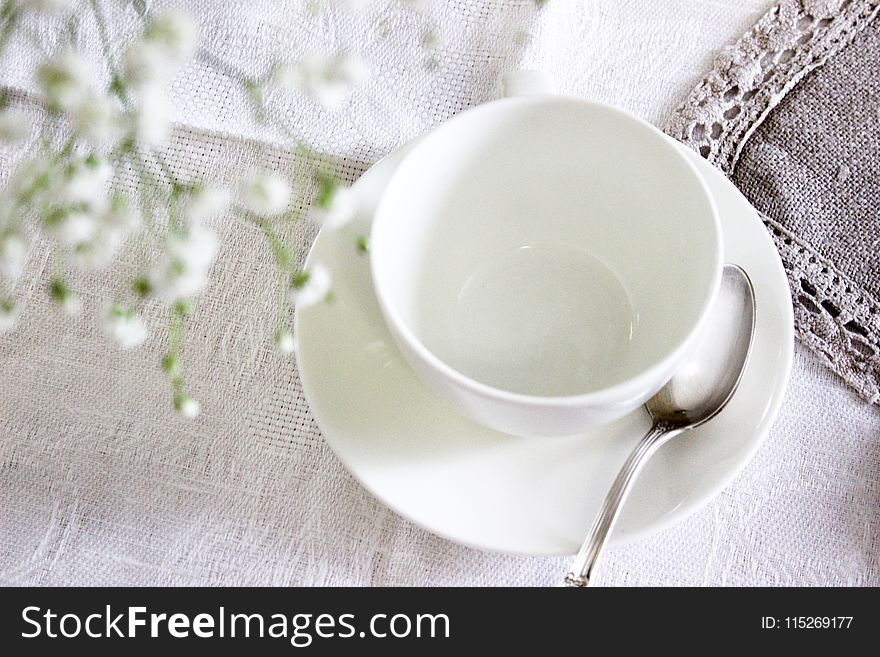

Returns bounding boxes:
[240,172,291,217]
[55,154,113,207]
[288,263,332,309]
[123,10,198,89]
[102,303,149,349]
[69,229,121,270]
[103,196,142,232]
[0,109,31,143]
[68,198,140,270]
[6,155,56,205]
[274,326,296,354]
[49,278,81,316]
[271,63,297,89]
[43,207,98,248]
[307,176,356,229]
[130,85,170,146]
[144,9,199,64]
[123,41,173,89]
[174,394,201,418]
[36,49,95,113]
[0,298,20,334]
[61,294,81,315]
[0,232,29,280]
[185,184,230,223]
[273,53,370,108]
[71,94,123,145]
[149,224,218,302]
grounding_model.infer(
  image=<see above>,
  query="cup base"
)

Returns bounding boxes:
[418,242,636,397]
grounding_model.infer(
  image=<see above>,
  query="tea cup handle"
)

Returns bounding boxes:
[501,70,555,98]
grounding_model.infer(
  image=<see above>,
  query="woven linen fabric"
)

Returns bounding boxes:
[1,0,879,587]
[669,0,880,404]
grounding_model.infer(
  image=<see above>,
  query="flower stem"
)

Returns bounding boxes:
[126,150,166,228]
[196,47,324,210]
[87,0,129,104]
[146,146,185,191]
[235,208,293,335]
[0,1,19,61]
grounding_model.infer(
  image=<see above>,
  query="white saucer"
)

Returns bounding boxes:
[295,141,794,556]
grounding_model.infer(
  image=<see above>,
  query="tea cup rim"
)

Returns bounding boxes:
[370,94,723,409]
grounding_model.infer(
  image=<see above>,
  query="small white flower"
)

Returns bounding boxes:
[69,229,122,270]
[71,94,123,145]
[123,41,173,89]
[103,196,142,233]
[122,10,198,89]
[240,173,291,217]
[144,9,199,64]
[69,199,140,271]
[49,279,81,315]
[274,327,296,354]
[102,303,149,349]
[175,395,200,418]
[55,154,113,207]
[0,299,20,333]
[130,86,170,146]
[288,263,332,309]
[36,49,95,112]
[25,0,76,15]
[149,224,218,302]
[44,208,98,247]
[61,292,81,316]
[274,53,370,108]
[0,109,30,143]
[6,155,56,204]
[271,62,298,89]
[185,184,230,223]
[0,233,29,280]
[70,223,124,270]
[307,184,356,229]
[167,224,217,270]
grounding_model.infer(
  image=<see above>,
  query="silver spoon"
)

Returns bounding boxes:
[563,264,756,587]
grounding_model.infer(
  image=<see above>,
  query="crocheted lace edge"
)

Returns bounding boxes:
[667,0,880,404]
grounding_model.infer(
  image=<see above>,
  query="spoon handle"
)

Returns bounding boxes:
[563,420,680,587]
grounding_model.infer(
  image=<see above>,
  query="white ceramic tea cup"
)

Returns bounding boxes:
[370,77,722,437]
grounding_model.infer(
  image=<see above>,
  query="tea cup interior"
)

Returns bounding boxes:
[371,96,721,399]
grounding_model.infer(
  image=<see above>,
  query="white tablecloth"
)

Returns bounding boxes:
[0,0,877,586]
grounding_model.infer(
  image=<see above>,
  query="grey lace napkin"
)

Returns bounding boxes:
[669,0,880,404]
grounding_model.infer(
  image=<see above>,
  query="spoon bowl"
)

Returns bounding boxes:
[563,264,756,587]
[647,265,756,428]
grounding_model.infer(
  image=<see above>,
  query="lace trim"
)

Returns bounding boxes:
[667,0,880,404]
[762,212,880,403]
